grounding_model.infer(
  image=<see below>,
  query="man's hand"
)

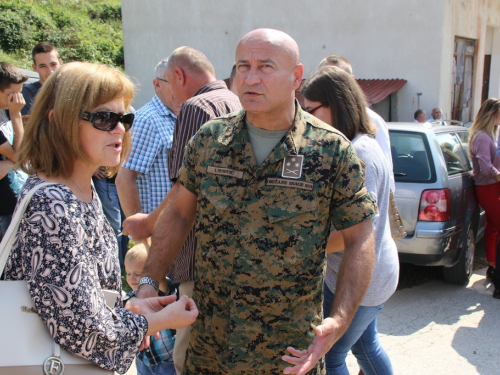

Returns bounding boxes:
[282,317,340,374]
[7,92,25,116]
[136,283,159,299]
[93,166,107,180]
[122,213,154,241]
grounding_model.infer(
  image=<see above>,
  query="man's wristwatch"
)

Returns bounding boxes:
[137,277,160,291]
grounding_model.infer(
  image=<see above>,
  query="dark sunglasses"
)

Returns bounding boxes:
[304,103,327,115]
[81,111,134,132]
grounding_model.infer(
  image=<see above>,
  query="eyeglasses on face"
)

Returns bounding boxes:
[304,103,327,115]
[81,111,134,132]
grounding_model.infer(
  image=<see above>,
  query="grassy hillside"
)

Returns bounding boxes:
[0,0,124,69]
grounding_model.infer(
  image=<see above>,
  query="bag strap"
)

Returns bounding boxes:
[0,182,55,273]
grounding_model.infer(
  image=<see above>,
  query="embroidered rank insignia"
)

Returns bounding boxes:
[282,155,304,179]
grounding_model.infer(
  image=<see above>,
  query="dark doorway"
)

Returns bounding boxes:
[482,55,491,104]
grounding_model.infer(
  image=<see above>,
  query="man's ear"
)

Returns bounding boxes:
[32,64,37,72]
[292,64,304,90]
[153,78,161,91]
[174,67,185,85]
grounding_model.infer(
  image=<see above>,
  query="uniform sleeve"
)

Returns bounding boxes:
[123,114,161,174]
[169,103,213,181]
[329,144,378,230]
[15,194,148,373]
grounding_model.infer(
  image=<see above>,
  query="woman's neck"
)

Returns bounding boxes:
[38,161,95,203]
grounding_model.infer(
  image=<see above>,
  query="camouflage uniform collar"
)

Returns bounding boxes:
[217,99,306,159]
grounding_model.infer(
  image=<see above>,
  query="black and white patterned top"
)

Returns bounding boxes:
[5,176,148,373]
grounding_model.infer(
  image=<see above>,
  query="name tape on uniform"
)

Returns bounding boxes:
[266,178,313,191]
[207,166,244,179]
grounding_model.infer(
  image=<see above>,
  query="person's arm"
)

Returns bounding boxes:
[122,181,179,240]
[0,159,14,179]
[136,183,197,299]
[472,134,500,179]
[282,219,375,375]
[116,167,142,217]
[0,132,15,161]
[8,92,25,152]
[325,230,344,253]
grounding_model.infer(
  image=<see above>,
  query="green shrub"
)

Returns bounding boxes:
[88,3,122,22]
[0,10,29,52]
[0,0,124,69]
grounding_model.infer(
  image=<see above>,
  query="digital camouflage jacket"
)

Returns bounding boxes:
[178,103,377,374]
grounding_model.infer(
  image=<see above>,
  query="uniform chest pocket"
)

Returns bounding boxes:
[266,194,321,265]
[200,177,233,213]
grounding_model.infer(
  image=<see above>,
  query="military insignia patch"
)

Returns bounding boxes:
[282,155,303,179]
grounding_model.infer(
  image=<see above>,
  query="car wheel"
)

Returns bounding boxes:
[443,226,475,285]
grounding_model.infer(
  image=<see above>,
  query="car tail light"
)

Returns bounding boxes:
[418,189,451,221]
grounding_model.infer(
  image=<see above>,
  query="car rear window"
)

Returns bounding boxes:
[390,131,435,182]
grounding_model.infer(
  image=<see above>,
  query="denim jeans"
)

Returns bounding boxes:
[136,359,175,375]
[93,177,127,269]
[0,214,13,240]
[323,283,393,375]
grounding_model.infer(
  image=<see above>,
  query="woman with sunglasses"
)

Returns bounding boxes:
[301,66,399,375]
[4,62,198,373]
[468,98,500,298]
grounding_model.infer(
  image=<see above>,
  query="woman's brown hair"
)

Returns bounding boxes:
[16,61,135,177]
[468,98,500,153]
[301,66,376,141]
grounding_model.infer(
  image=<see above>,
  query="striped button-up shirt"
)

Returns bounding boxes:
[124,95,176,214]
[167,80,241,283]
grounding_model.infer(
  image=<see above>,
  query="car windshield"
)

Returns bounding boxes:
[390,131,434,182]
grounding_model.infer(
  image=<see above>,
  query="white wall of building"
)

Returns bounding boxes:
[122,0,500,121]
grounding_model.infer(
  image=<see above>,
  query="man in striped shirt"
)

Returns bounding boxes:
[123,46,241,374]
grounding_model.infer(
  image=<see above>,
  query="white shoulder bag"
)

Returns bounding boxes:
[0,182,115,374]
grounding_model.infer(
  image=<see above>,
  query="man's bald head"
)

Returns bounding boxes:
[167,46,215,78]
[319,55,353,76]
[237,28,300,66]
[165,46,216,103]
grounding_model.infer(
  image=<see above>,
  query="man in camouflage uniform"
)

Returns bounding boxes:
[147,29,377,374]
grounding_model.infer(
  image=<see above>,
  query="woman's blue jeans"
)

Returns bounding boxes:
[323,283,394,375]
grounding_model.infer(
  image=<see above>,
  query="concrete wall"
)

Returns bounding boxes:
[122,0,500,121]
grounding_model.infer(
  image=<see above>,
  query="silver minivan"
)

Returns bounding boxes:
[389,123,485,285]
